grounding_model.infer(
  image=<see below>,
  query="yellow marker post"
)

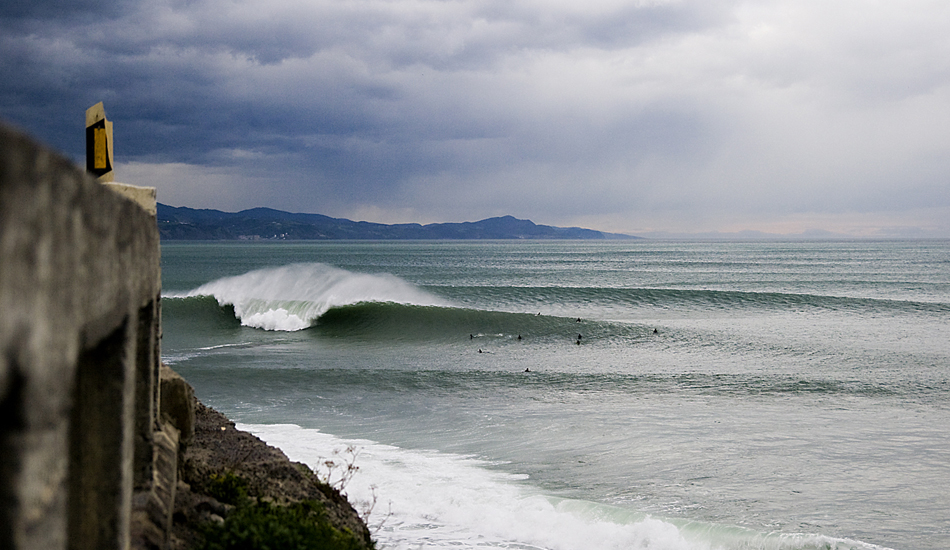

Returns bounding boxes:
[85,102,114,182]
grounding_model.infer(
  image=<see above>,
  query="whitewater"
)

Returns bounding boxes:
[160,240,950,550]
[169,262,448,331]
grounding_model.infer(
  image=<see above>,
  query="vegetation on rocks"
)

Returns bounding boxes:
[171,402,375,550]
[198,471,371,550]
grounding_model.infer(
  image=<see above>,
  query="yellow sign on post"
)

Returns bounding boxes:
[85,102,114,182]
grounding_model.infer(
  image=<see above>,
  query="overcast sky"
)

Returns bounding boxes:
[3,0,950,236]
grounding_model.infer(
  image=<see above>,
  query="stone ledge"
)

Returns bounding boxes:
[103,182,157,217]
[2,122,161,550]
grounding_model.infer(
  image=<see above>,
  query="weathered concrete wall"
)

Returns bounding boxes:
[0,123,162,549]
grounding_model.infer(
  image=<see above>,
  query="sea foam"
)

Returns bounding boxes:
[242,423,707,550]
[242,424,890,550]
[176,263,447,331]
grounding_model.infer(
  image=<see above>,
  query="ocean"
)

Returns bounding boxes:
[160,240,950,550]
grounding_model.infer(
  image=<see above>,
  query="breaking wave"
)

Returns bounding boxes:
[166,263,448,331]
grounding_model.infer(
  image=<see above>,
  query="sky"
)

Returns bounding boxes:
[3,0,950,237]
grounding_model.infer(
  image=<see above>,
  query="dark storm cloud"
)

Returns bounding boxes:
[2,0,950,236]
[0,0,134,19]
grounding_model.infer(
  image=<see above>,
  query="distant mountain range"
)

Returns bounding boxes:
[157,204,636,240]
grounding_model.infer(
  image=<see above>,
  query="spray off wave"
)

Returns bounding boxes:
[171,263,448,331]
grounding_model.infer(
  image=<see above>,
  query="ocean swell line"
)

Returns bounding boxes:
[437,285,950,315]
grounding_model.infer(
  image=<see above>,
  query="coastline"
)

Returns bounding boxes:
[167,379,374,549]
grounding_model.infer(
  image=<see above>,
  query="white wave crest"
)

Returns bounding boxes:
[182,263,447,331]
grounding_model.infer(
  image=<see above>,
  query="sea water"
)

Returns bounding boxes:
[160,240,950,550]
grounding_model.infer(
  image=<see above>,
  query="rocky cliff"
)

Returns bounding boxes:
[162,368,373,549]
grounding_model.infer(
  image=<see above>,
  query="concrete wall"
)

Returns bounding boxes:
[0,123,163,549]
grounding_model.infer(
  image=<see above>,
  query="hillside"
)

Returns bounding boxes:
[157,204,635,240]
